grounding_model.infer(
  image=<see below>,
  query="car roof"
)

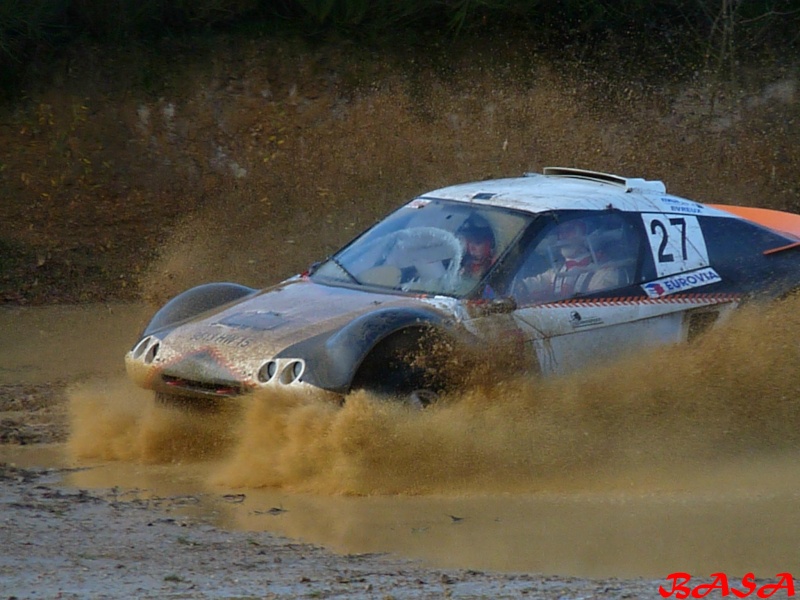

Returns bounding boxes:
[419,167,734,218]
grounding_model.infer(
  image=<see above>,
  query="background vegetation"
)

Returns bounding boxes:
[2,0,800,96]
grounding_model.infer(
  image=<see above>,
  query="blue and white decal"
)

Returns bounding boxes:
[642,214,709,277]
[641,267,722,298]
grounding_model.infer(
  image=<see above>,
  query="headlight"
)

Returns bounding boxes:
[280,360,305,384]
[257,359,304,385]
[257,360,278,383]
[131,336,160,364]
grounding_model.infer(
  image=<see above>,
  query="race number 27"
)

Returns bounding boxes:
[650,217,687,262]
[642,214,709,278]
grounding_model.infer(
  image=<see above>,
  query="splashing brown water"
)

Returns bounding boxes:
[209,293,800,495]
[67,379,239,464]
[67,294,800,496]
[57,296,800,576]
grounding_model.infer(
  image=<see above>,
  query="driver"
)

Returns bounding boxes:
[458,217,496,280]
[520,218,620,300]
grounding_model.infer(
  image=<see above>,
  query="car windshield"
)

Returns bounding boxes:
[311,198,532,297]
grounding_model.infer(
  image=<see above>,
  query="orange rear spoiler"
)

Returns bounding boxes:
[709,204,800,239]
[709,204,800,255]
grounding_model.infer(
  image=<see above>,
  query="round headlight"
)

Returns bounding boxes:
[144,341,160,364]
[292,360,304,380]
[257,360,278,383]
[279,360,304,384]
[132,337,151,360]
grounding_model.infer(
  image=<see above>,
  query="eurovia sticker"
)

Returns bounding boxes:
[641,267,722,298]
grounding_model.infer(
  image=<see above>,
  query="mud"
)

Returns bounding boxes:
[6,442,800,581]
[65,295,800,496]
[3,297,800,597]
[6,463,624,599]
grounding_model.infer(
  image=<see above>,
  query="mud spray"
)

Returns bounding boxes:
[67,293,800,496]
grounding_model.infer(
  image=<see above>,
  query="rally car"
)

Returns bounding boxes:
[125,167,800,407]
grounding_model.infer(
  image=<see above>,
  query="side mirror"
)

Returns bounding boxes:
[488,296,517,314]
[306,261,322,276]
[470,296,517,316]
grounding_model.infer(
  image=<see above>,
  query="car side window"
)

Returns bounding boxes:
[314,199,532,297]
[508,212,641,304]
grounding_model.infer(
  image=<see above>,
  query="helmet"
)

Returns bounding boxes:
[554,219,589,259]
[458,215,496,276]
[458,215,496,250]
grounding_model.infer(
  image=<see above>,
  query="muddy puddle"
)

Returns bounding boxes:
[3,301,800,579]
[0,303,149,384]
[4,442,800,579]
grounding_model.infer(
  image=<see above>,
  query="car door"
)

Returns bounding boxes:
[502,210,735,376]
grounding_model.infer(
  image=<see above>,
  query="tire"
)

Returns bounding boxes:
[406,389,440,409]
[351,328,451,408]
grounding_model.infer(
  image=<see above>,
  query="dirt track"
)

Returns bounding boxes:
[11,463,689,600]
[6,463,665,599]
[0,306,670,599]
[4,302,800,598]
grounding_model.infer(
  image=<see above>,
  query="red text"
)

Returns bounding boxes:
[660,573,796,598]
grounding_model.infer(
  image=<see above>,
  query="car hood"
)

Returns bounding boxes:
[159,277,453,357]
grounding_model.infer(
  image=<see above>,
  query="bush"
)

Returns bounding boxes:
[1,0,799,97]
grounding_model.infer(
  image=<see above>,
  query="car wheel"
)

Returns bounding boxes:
[406,389,440,409]
[351,327,450,408]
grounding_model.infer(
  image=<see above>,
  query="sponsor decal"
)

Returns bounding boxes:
[642,267,721,298]
[189,331,253,348]
[568,310,603,329]
[221,311,284,331]
[658,196,705,214]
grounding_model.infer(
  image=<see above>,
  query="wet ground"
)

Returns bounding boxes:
[5,442,800,580]
[3,303,800,598]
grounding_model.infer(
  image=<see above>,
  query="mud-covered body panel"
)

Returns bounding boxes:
[125,277,465,399]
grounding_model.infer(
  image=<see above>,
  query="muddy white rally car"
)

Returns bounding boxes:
[126,167,800,406]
